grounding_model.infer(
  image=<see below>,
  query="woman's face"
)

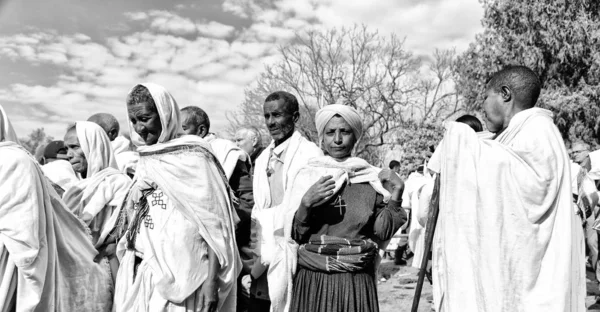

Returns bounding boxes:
[128,102,162,145]
[323,116,356,160]
[64,128,88,177]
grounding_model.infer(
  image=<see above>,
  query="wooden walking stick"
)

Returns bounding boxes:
[410,174,441,312]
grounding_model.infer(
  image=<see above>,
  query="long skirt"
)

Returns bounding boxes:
[290,267,379,312]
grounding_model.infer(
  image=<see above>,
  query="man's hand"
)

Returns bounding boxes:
[240,274,251,297]
[301,175,336,208]
[94,243,116,263]
[200,279,219,312]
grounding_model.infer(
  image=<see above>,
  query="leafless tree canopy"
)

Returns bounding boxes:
[228,25,463,164]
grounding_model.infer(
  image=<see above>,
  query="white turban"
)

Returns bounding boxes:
[315,104,363,143]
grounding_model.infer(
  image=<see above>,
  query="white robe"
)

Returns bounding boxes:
[402,172,431,269]
[0,142,112,312]
[115,82,240,312]
[251,131,322,312]
[429,108,585,312]
[204,134,246,180]
[41,160,79,192]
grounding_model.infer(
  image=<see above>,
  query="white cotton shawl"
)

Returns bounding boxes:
[264,156,390,312]
[111,136,132,154]
[41,160,78,192]
[402,172,431,269]
[0,105,18,143]
[205,134,247,180]
[0,141,112,312]
[251,131,323,312]
[118,82,240,311]
[62,121,131,248]
[429,108,585,312]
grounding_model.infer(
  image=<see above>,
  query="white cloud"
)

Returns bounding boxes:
[0,1,484,138]
[196,21,236,39]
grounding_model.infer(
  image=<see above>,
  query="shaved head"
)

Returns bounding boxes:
[180,106,210,138]
[486,66,541,109]
[88,113,120,141]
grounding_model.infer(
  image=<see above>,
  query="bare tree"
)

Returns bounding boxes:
[228,25,462,166]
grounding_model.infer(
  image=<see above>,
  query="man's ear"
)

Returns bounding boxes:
[108,129,119,140]
[199,125,209,138]
[292,111,300,123]
[252,136,259,147]
[501,86,512,102]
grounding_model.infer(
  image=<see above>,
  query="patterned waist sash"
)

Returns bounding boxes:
[297,235,378,273]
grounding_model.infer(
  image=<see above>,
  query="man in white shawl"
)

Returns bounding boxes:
[113,83,240,312]
[428,66,585,311]
[62,121,132,280]
[249,91,322,312]
[0,105,113,311]
[88,113,138,176]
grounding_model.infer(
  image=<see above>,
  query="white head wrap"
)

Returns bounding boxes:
[75,121,119,178]
[127,82,183,147]
[315,104,363,144]
[0,105,19,143]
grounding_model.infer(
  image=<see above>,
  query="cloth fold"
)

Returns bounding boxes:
[115,82,240,312]
[0,141,112,312]
[429,108,585,312]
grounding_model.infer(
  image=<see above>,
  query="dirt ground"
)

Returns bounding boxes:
[376,259,600,312]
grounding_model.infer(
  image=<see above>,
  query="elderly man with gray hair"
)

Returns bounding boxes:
[235,126,265,174]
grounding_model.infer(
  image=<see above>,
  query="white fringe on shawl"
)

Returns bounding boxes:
[428,108,585,312]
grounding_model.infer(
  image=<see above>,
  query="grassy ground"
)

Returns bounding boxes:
[377,259,600,312]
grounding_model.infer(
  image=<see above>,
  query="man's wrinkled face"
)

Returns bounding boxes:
[235,130,254,155]
[482,88,505,133]
[570,145,590,164]
[263,99,297,144]
[64,129,88,176]
[128,102,162,145]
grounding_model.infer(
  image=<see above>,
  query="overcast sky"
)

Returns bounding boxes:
[0,0,484,139]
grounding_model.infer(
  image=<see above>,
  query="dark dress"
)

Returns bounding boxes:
[290,182,406,312]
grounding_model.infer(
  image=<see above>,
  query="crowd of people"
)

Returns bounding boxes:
[0,65,595,311]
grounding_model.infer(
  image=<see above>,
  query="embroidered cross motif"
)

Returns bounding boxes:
[151,191,167,209]
[144,215,154,229]
[333,195,346,214]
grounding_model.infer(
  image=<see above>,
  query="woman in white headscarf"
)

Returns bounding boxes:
[62,121,132,280]
[278,104,407,312]
[0,105,113,311]
[113,83,240,312]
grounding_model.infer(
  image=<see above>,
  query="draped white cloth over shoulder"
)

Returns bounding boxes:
[0,107,112,312]
[42,160,78,192]
[251,131,323,312]
[265,155,390,312]
[114,82,240,312]
[204,133,247,180]
[62,121,131,248]
[0,105,18,143]
[428,108,585,312]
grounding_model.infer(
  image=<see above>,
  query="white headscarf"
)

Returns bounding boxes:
[0,105,19,143]
[315,104,363,144]
[127,82,183,147]
[75,121,118,178]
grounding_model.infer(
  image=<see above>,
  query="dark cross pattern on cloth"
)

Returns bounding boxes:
[333,195,346,214]
[151,191,167,210]
[144,215,154,229]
